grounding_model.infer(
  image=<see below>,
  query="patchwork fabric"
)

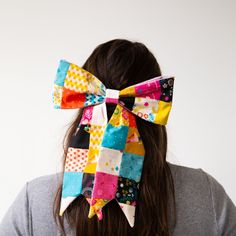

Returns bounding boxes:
[82,173,95,198]
[64,63,89,93]
[80,106,93,125]
[85,94,104,106]
[65,147,88,172]
[53,59,175,227]
[62,172,83,198]
[119,152,144,182]
[53,84,63,108]
[116,176,139,205]
[70,124,90,149]
[101,123,129,150]
[92,172,119,200]
[96,147,123,176]
[89,125,104,149]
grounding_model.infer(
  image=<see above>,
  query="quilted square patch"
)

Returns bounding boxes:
[61,88,86,109]
[64,63,89,93]
[92,172,118,200]
[128,112,136,127]
[119,152,144,182]
[108,105,129,127]
[82,173,95,198]
[65,147,88,172]
[90,103,108,126]
[96,147,122,176]
[160,77,174,102]
[134,78,161,99]
[101,123,129,150]
[116,176,138,205]
[62,172,83,198]
[85,94,104,106]
[80,106,93,125]
[89,125,105,149]
[55,60,70,86]
[70,124,90,149]
[83,147,98,174]
[53,84,63,108]
[153,100,172,125]
[124,127,145,156]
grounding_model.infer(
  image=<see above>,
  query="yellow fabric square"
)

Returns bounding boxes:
[64,64,89,93]
[125,126,144,157]
[53,84,63,106]
[119,86,135,96]
[89,125,105,149]
[125,141,145,156]
[84,147,98,174]
[154,101,172,125]
[109,104,129,127]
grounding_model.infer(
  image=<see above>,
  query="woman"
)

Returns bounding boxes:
[0,39,235,236]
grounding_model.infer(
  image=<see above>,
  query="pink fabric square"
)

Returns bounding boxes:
[80,106,93,125]
[135,80,161,100]
[92,172,118,200]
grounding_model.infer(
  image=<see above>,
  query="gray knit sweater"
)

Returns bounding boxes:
[0,162,236,236]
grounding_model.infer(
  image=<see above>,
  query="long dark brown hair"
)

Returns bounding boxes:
[53,39,177,236]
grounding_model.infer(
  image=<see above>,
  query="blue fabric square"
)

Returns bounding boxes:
[55,60,70,86]
[101,124,129,150]
[62,172,83,198]
[85,94,104,106]
[119,152,144,182]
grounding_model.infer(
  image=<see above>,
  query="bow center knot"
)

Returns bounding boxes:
[105,89,120,104]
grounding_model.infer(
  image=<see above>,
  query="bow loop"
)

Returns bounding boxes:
[53,60,106,109]
[118,76,174,125]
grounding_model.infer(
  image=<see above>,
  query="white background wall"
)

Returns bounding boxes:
[0,0,235,220]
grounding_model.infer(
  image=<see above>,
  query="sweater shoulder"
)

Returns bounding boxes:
[167,162,212,205]
[27,172,62,191]
[26,172,63,212]
[167,161,206,184]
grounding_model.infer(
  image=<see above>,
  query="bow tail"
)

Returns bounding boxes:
[87,198,110,220]
[86,198,136,227]
[59,103,108,217]
[86,104,144,227]
[59,170,84,216]
[117,201,136,227]
[59,197,77,216]
[116,109,145,227]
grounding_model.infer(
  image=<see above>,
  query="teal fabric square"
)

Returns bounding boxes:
[119,152,144,182]
[62,172,83,198]
[55,60,70,86]
[101,124,129,150]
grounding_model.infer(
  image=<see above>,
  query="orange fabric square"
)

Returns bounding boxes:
[61,87,86,109]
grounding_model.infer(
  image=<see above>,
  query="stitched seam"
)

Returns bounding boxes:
[200,169,220,235]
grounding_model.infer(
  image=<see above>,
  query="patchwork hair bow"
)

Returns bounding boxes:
[53,59,175,227]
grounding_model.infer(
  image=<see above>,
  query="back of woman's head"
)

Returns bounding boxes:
[53,38,176,236]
